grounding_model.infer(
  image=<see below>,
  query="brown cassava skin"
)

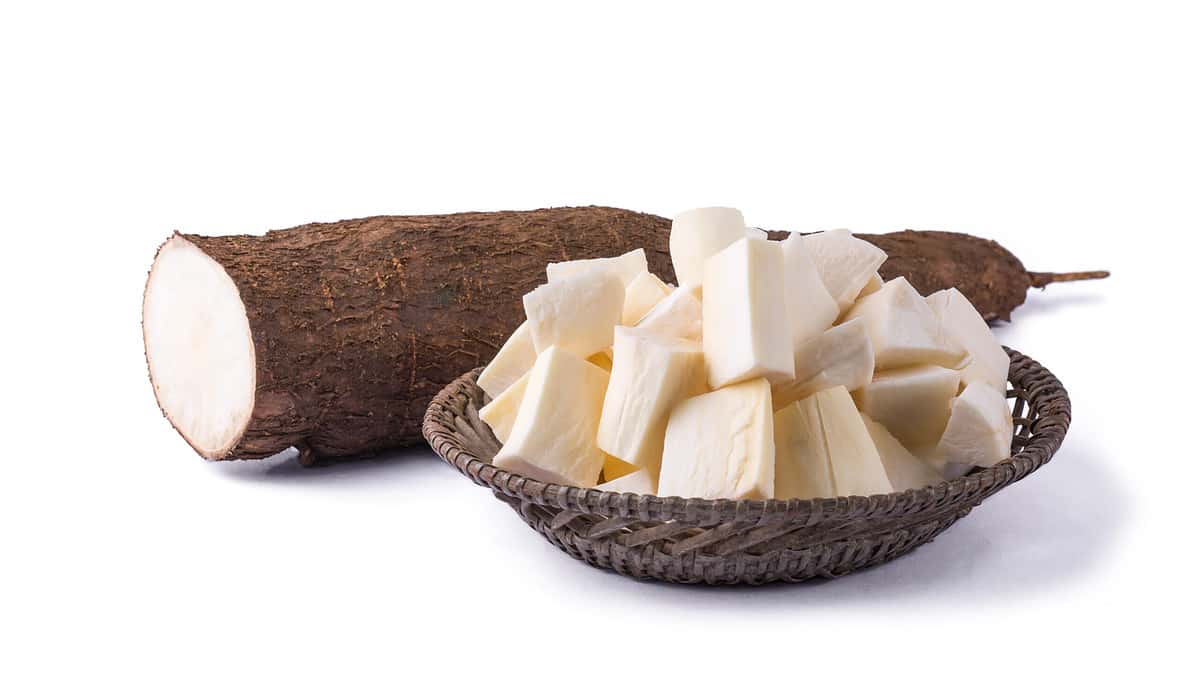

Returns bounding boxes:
[148,206,1102,463]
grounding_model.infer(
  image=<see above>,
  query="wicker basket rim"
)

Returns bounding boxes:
[422,347,1070,526]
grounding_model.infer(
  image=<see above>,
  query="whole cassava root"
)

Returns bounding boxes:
[143,206,1104,463]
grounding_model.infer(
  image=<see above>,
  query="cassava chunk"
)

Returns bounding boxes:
[781,233,840,349]
[772,318,874,410]
[804,229,888,311]
[659,378,775,500]
[842,277,968,371]
[929,381,1014,471]
[669,207,747,287]
[546,248,648,287]
[477,321,537,399]
[635,283,703,341]
[597,328,707,480]
[621,271,671,325]
[927,288,1010,391]
[702,238,794,388]
[523,270,624,358]
[853,365,961,453]
[773,399,836,500]
[479,371,529,443]
[861,413,941,491]
[492,347,609,487]
[813,387,893,497]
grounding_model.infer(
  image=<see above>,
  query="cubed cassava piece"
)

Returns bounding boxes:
[659,378,776,500]
[596,328,706,481]
[634,284,702,341]
[771,318,875,410]
[853,364,961,453]
[669,207,747,287]
[701,237,794,387]
[842,277,967,370]
[476,321,536,399]
[492,347,610,487]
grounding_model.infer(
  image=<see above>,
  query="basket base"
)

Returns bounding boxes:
[495,490,977,585]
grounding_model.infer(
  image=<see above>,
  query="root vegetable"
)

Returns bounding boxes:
[143,207,671,464]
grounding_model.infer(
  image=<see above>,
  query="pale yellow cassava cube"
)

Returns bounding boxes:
[479,370,530,443]
[492,346,610,487]
[659,378,775,500]
[669,206,747,287]
[523,270,624,358]
[860,413,941,491]
[621,271,672,325]
[853,364,961,454]
[772,318,875,410]
[597,327,707,480]
[477,321,536,399]
[927,287,1009,391]
[545,248,648,287]
[635,283,702,342]
[803,229,888,311]
[842,277,968,370]
[812,387,893,497]
[928,381,1014,471]
[773,399,835,500]
[702,237,794,388]
[781,232,840,349]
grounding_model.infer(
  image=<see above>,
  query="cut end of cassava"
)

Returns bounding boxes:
[143,235,256,460]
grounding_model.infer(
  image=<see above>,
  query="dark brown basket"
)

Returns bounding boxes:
[422,347,1070,585]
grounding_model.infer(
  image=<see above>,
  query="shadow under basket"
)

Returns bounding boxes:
[422,348,1070,585]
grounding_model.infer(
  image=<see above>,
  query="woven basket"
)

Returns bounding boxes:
[422,347,1070,585]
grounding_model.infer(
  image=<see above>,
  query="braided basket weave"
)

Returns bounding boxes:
[422,347,1069,585]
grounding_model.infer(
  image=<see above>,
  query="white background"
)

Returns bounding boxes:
[2,1,1197,672]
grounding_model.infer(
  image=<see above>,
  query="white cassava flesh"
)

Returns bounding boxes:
[927,288,1010,391]
[843,277,968,371]
[803,229,888,311]
[781,233,840,349]
[523,270,625,358]
[493,347,610,487]
[931,381,1014,470]
[545,249,648,287]
[479,371,530,443]
[861,413,941,491]
[773,400,836,500]
[597,328,706,479]
[635,283,703,341]
[659,378,775,500]
[812,387,894,497]
[669,207,747,287]
[477,320,537,399]
[702,237,794,388]
[772,318,874,410]
[854,365,961,455]
[621,271,671,325]
[143,236,257,460]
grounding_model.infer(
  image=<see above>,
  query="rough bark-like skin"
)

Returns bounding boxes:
[170,207,671,463]
[149,207,1102,463]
